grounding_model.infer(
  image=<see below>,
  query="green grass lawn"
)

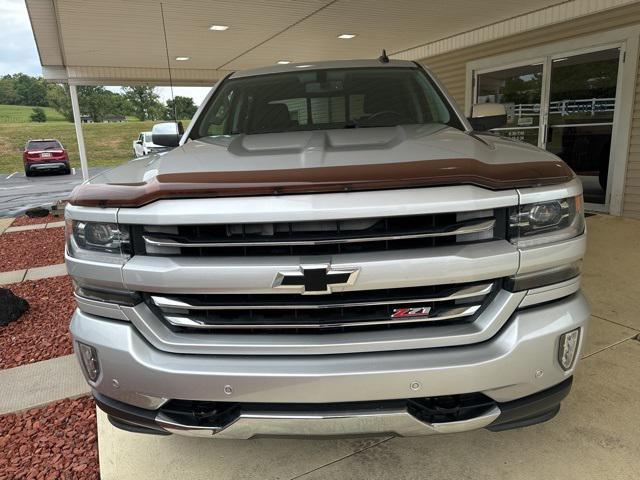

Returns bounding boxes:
[0,104,68,123]
[0,120,157,173]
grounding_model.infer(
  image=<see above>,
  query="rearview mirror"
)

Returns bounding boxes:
[152,121,184,147]
[468,103,507,131]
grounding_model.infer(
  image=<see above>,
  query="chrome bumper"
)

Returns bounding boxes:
[154,405,501,439]
[29,162,67,170]
[95,377,574,438]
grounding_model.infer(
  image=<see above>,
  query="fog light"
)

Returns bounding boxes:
[558,328,580,371]
[77,342,100,382]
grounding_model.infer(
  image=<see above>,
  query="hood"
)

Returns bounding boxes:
[70,125,574,207]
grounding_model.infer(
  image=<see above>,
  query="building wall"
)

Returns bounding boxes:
[626,57,640,217]
[418,3,640,218]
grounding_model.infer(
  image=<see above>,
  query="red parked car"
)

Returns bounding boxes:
[23,139,71,176]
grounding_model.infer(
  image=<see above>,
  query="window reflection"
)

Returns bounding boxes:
[547,125,612,204]
[546,48,620,204]
[548,49,619,126]
[477,64,542,130]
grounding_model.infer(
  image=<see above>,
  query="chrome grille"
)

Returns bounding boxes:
[145,281,497,333]
[133,209,503,257]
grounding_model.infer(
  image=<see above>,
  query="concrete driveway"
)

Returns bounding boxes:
[0,167,108,217]
[97,214,640,480]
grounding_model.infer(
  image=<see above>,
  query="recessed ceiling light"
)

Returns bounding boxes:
[209,25,229,31]
[338,33,357,39]
[175,56,190,61]
[277,60,291,65]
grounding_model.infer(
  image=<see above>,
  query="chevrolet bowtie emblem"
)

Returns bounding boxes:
[273,264,360,295]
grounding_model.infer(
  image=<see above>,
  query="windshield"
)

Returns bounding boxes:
[193,67,462,138]
[27,140,62,150]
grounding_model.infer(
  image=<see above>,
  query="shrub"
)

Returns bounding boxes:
[30,107,47,122]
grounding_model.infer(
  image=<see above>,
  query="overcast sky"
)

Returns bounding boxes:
[0,0,210,105]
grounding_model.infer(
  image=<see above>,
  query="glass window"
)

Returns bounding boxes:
[27,140,62,150]
[194,67,460,137]
[476,64,543,128]
[474,46,621,206]
[476,63,543,147]
[547,48,619,126]
[546,48,620,204]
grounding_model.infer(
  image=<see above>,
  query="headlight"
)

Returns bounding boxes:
[66,220,131,260]
[509,195,584,247]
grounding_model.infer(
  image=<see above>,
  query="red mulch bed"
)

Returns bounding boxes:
[10,214,60,227]
[0,227,65,272]
[0,276,75,370]
[0,396,99,480]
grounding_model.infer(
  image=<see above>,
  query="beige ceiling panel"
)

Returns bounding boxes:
[29,0,597,84]
[25,0,64,65]
[228,0,564,70]
[53,0,329,70]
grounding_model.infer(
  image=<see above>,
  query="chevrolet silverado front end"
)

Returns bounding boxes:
[66,59,588,438]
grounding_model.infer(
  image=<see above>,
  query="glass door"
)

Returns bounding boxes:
[475,63,543,146]
[474,46,622,206]
[545,48,621,204]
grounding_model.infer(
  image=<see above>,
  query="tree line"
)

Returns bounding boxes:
[0,73,197,122]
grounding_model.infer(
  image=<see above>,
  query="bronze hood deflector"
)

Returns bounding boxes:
[69,158,575,208]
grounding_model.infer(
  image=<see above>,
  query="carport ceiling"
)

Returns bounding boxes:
[27,0,566,84]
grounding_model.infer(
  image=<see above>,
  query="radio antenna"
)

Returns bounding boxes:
[160,2,178,124]
[378,49,390,63]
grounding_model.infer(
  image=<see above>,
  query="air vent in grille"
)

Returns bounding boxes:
[132,209,504,257]
[145,281,498,334]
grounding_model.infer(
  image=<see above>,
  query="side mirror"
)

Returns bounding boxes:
[468,103,507,131]
[151,121,184,147]
[135,140,143,145]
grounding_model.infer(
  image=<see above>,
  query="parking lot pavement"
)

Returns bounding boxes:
[0,167,108,217]
[97,214,640,480]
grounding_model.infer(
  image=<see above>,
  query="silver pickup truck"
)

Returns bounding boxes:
[65,59,588,439]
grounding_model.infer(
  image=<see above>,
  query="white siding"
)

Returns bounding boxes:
[625,75,640,217]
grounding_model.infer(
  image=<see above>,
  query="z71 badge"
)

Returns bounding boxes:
[390,307,432,319]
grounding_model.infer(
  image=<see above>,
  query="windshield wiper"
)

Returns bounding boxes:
[343,121,384,129]
[344,121,397,129]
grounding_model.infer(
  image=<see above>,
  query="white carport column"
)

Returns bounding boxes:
[69,85,89,181]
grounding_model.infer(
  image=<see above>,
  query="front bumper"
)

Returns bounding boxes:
[95,377,573,438]
[71,292,589,437]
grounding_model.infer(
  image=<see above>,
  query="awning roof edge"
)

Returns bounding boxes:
[42,65,232,86]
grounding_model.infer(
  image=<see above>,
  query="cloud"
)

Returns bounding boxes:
[0,0,42,76]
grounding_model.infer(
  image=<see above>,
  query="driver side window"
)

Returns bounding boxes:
[202,90,236,136]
